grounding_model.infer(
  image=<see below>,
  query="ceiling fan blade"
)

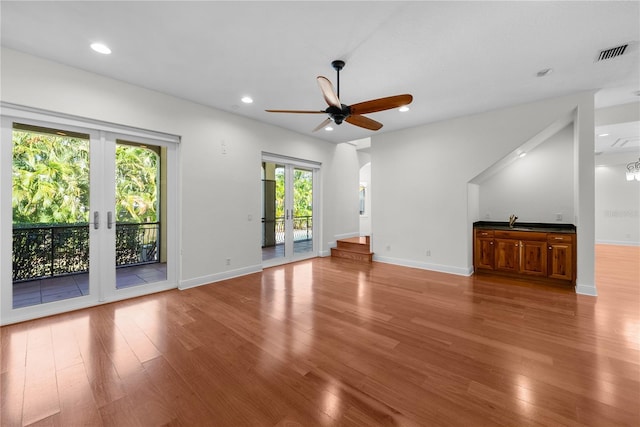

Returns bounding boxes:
[317,76,341,109]
[350,94,413,115]
[312,118,332,132]
[265,109,326,114]
[345,114,383,131]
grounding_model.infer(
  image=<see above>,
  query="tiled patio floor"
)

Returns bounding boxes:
[262,239,313,261]
[12,263,167,309]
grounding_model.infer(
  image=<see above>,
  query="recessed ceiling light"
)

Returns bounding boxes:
[241,96,253,104]
[598,133,609,137]
[519,152,527,158]
[399,106,410,112]
[536,68,553,77]
[90,43,111,55]
[325,126,333,131]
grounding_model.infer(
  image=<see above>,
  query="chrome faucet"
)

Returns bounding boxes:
[509,214,518,228]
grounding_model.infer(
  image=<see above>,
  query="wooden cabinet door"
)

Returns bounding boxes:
[495,239,519,273]
[520,240,547,276]
[548,235,574,280]
[475,237,495,270]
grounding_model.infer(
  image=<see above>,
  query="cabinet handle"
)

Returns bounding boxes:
[490,242,493,245]
[549,246,552,250]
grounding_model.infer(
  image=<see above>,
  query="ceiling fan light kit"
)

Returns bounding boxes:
[266,60,413,132]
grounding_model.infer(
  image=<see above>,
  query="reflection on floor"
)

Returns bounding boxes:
[261,239,313,261]
[12,263,167,309]
[3,246,637,426]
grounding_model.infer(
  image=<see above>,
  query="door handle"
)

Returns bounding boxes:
[107,211,114,229]
[93,211,99,229]
[286,209,290,220]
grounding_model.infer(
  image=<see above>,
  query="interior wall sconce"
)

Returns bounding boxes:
[626,157,640,181]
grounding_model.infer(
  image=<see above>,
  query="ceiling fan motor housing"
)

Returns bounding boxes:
[326,104,350,124]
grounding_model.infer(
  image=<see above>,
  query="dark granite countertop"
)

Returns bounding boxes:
[473,221,576,233]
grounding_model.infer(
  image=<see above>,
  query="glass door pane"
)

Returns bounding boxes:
[262,162,286,262]
[114,140,167,289]
[293,167,313,256]
[11,124,91,308]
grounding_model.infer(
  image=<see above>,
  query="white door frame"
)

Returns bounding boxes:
[1,104,180,325]
[261,153,321,268]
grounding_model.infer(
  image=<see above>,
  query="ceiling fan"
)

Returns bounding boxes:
[265,60,413,132]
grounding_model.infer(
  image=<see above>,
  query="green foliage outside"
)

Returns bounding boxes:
[115,145,159,223]
[12,130,90,224]
[274,167,313,219]
[12,130,159,225]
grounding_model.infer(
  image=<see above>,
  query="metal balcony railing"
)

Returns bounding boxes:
[12,222,160,282]
[261,215,312,247]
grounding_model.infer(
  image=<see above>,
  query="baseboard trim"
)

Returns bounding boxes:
[373,255,473,276]
[179,264,263,290]
[576,283,598,296]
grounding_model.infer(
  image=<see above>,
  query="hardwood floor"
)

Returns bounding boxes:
[1,245,638,426]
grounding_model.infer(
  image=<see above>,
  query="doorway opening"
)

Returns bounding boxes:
[2,110,179,324]
[261,155,319,266]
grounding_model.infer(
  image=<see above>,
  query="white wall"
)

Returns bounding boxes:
[0,48,360,287]
[359,162,372,236]
[479,125,574,223]
[371,92,595,293]
[594,103,640,246]
[595,153,640,245]
[325,142,361,244]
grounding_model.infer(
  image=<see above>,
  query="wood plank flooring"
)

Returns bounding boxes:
[1,244,638,426]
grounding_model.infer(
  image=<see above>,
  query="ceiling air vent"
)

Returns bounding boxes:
[596,44,628,61]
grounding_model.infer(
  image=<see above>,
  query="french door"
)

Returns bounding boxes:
[261,154,319,266]
[1,110,179,324]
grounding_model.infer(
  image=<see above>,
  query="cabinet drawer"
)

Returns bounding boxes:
[494,230,547,241]
[475,230,494,238]
[547,234,574,243]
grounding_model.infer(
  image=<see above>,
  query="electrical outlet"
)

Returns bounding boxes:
[225,258,231,265]
[426,249,431,257]
[556,213,563,221]
[386,245,391,251]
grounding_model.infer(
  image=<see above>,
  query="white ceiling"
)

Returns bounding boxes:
[1,1,639,147]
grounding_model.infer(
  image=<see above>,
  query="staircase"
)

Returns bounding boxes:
[331,236,373,262]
